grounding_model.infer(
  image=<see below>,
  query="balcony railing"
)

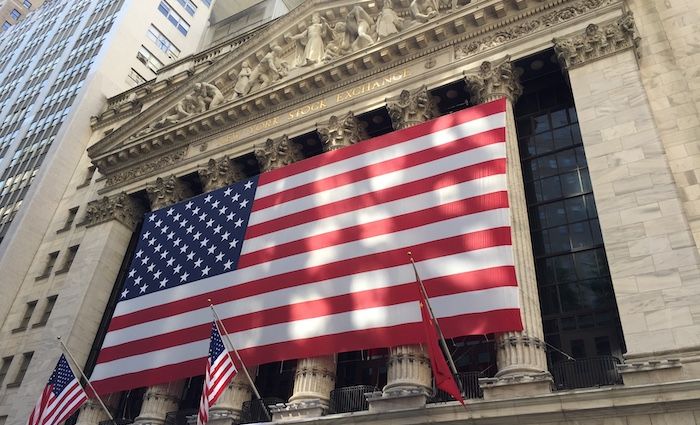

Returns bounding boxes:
[428,371,484,403]
[550,356,623,390]
[240,397,283,423]
[164,409,197,425]
[329,385,378,414]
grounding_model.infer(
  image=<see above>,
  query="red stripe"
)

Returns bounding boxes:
[253,128,505,211]
[258,99,507,186]
[108,228,511,332]
[247,158,506,239]
[48,386,87,425]
[241,191,508,267]
[99,260,513,364]
[92,307,517,396]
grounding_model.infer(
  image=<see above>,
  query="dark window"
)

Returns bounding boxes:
[56,245,79,274]
[7,352,32,387]
[33,295,57,328]
[0,357,12,386]
[23,0,32,8]
[9,9,20,20]
[37,251,59,279]
[77,166,95,188]
[57,207,78,233]
[2,21,10,30]
[12,301,37,332]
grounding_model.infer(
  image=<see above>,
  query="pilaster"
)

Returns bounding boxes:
[464,56,551,398]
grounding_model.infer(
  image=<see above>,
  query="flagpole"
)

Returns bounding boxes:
[57,336,115,425]
[207,301,271,422]
[406,253,460,378]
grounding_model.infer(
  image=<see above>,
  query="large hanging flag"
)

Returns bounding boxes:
[27,355,88,425]
[198,322,237,425]
[90,98,522,394]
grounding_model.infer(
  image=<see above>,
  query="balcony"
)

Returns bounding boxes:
[428,371,484,403]
[329,385,378,414]
[550,356,623,390]
[240,397,283,424]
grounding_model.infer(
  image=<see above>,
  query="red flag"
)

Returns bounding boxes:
[417,283,466,406]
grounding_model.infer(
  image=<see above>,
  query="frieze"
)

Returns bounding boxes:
[105,147,188,187]
[553,11,640,69]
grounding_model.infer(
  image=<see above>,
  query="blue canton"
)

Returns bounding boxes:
[50,355,76,395]
[119,178,259,301]
[208,322,227,363]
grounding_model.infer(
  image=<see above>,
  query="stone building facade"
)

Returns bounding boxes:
[2,0,700,424]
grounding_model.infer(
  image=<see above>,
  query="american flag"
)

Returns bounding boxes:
[198,322,237,425]
[27,355,88,425]
[90,98,522,394]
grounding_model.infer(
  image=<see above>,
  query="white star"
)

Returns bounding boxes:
[244,180,254,190]
[212,200,220,208]
[185,201,193,209]
[159,278,168,288]
[134,276,142,285]
[167,231,175,240]
[192,206,201,215]
[221,231,230,240]
[161,225,169,234]
[223,260,233,270]
[147,263,155,273]
[198,212,208,222]
[167,208,175,216]
[174,238,182,247]
[226,212,235,221]
[239,199,249,208]
[218,206,228,215]
[139,283,148,293]
[201,266,211,276]
[179,219,188,228]
[136,249,144,258]
[166,257,175,267]
[235,218,244,228]
[154,270,162,279]
[148,237,156,246]
[186,225,194,234]
[121,288,129,298]
[206,218,214,228]
[229,239,239,248]
[200,238,209,247]
[155,219,163,228]
[154,244,162,252]
[224,187,232,196]
[141,256,150,265]
[193,231,201,240]
[160,250,169,259]
[207,245,216,255]
[205,194,213,203]
[180,272,189,282]
[180,244,189,253]
[142,232,151,240]
[174,213,182,221]
[174,264,182,274]
[232,193,240,201]
[187,251,195,261]
[215,252,224,262]
[128,269,136,278]
[213,225,222,234]
[194,258,203,268]
[149,214,156,221]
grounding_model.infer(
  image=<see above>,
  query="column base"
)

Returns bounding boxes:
[366,388,428,413]
[479,373,552,400]
[270,398,325,421]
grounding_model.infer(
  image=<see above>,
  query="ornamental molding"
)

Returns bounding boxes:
[198,156,247,192]
[553,11,640,69]
[254,135,305,172]
[84,192,145,231]
[88,0,624,185]
[104,147,188,188]
[146,175,194,210]
[317,111,367,152]
[464,55,523,103]
[386,85,437,130]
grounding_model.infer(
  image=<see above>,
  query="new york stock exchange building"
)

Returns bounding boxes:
[8,0,700,424]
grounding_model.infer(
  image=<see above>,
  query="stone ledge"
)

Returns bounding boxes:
[270,399,325,421]
[366,388,428,413]
[618,359,683,385]
[480,372,553,400]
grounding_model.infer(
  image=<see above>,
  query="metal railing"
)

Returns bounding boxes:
[164,409,197,425]
[329,385,378,414]
[550,356,623,390]
[428,371,484,403]
[240,397,283,424]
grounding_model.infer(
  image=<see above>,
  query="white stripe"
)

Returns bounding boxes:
[44,382,84,425]
[103,247,513,347]
[113,209,509,317]
[243,173,507,254]
[255,113,506,198]
[432,286,520,318]
[249,142,506,226]
[94,287,517,381]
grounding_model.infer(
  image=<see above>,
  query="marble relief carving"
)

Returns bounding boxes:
[254,135,305,172]
[318,112,367,151]
[286,13,331,67]
[85,192,145,230]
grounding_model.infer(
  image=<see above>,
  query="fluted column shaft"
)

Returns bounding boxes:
[382,86,435,395]
[464,58,548,378]
[75,399,115,425]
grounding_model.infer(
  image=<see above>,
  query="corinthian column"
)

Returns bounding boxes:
[464,57,551,399]
[317,111,366,152]
[75,399,116,425]
[134,175,193,425]
[368,86,435,411]
[196,158,253,423]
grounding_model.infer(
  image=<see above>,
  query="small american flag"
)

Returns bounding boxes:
[198,322,237,425]
[27,355,88,425]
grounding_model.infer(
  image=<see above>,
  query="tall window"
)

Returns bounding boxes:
[2,21,10,30]
[0,357,12,387]
[7,352,32,387]
[12,301,37,332]
[56,245,79,274]
[37,251,59,279]
[77,165,96,188]
[515,51,624,364]
[136,45,164,74]
[146,25,180,58]
[127,68,146,87]
[34,295,57,327]
[158,1,189,35]
[57,206,78,232]
[9,9,20,20]
[176,0,196,16]
[23,0,32,8]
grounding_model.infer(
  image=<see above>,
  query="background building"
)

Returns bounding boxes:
[1,0,699,424]
[0,0,45,32]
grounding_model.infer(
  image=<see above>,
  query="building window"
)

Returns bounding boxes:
[57,207,78,233]
[77,165,95,188]
[56,245,79,274]
[9,9,20,20]
[158,1,190,35]
[176,0,197,16]
[33,295,57,328]
[12,301,37,332]
[201,0,211,6]
[7,352,32,387]
[0,357,12,387]
[136,45,164,74]
[146,25,180,59]
[36,251,59,279]
[127,68,146,87]
[2,21,10,30]
[23,0,31,8]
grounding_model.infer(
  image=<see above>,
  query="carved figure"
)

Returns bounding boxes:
[410,0,439,23]
[193,82,224,110]
[231,60,252,99]
[376,0,404,41]
[287,13,329,67]
[246,43,289,93]
[323,22,349,62]
[344,6,375,52]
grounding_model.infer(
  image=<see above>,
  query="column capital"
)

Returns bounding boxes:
[198,156,246,192]
[464,56,522,104]
[254,135,304,172]
[553,12,641,70]
[317,112,367,152]
[146,175,193,210]
[85,192,144,231]
[386,85,436,130]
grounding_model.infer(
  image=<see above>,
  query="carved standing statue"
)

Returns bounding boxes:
[344,6,375,52]
[286,13,330,67]
[322,21,349,62]
[410,0,439,23]
[246,43,289,93]
[230,60,252,99]
[376,0,404,40]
